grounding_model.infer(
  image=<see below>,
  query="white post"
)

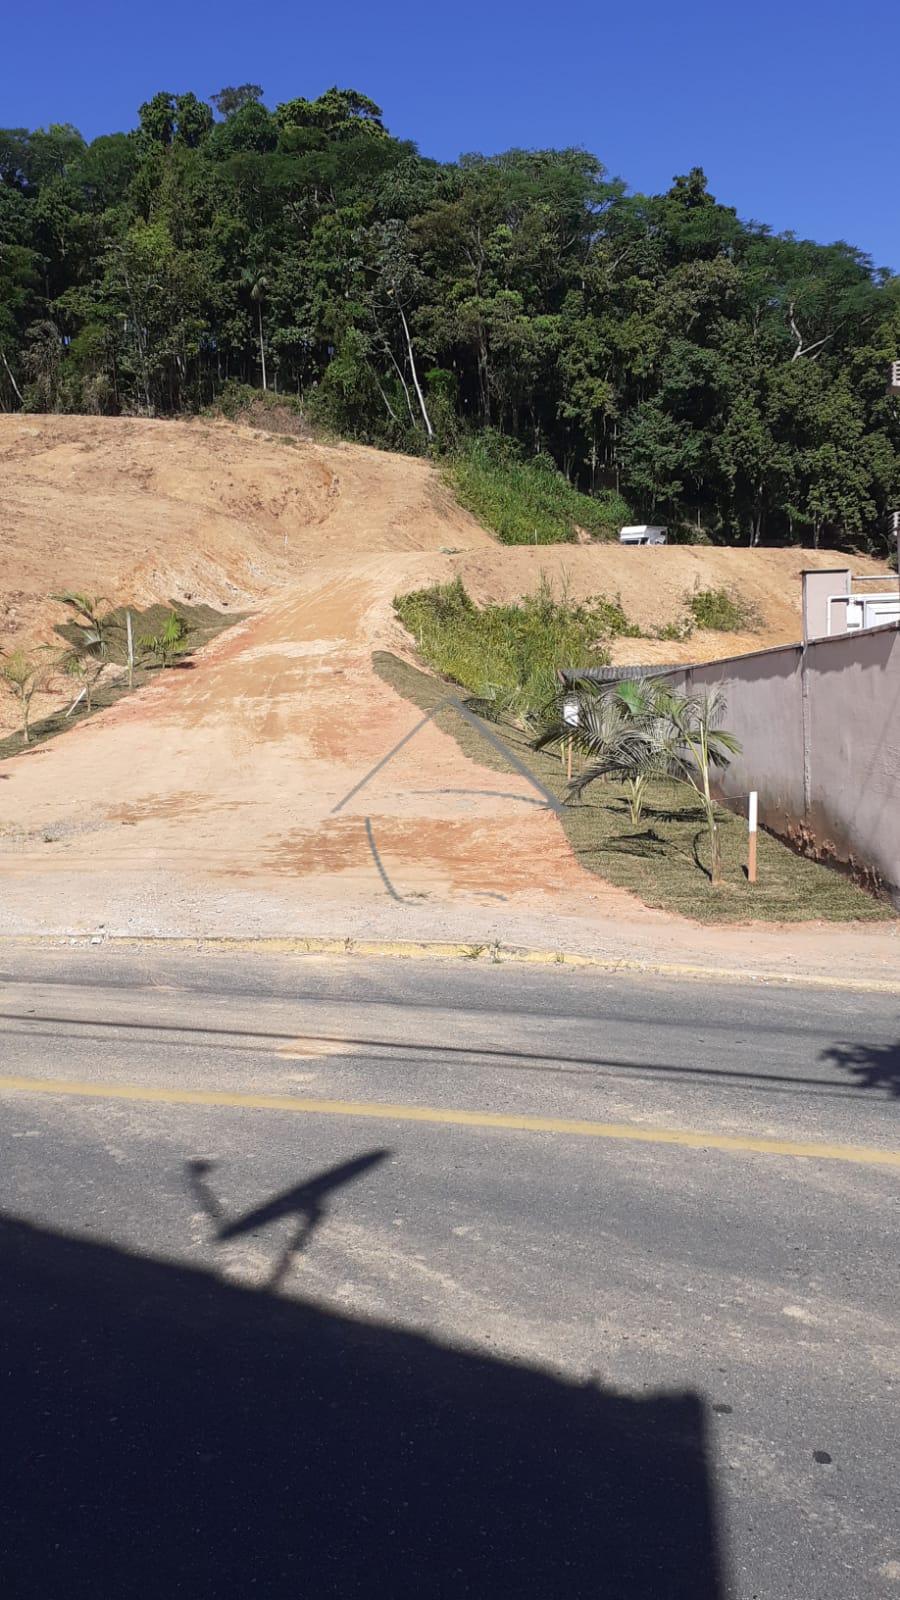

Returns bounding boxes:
[65,686,88,718]
[125,610,134,689]
[747,790,758,884]
[562,695,580,781]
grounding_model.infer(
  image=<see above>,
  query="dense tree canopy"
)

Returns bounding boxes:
[1,88,898,548]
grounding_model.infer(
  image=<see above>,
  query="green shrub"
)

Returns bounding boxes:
[687,587,760,632]
[395,576,643,721]
[210,380,302,418]
[139,611,190,668]
[654,618,695,643]
[207,381,311,438]
[445,432,630,546]
[584,593,643,639]
[668,522,714,546]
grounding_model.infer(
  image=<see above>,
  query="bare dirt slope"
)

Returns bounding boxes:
[3,413,886,671]
[1,415,896,977]
[0,413,479,659]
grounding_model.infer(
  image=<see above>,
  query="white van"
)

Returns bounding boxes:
[836,592,900,633]
[618,525,668,546]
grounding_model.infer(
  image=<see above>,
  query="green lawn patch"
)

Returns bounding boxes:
[374,650,894,925]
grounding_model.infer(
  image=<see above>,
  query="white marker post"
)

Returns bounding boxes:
[562,695,580,781]
[125,610,134,690]
[747,790,758,884]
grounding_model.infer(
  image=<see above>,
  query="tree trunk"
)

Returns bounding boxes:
[257,301,267,392]
[374,375,400,425]
[385,343,416,426]
[122,264,152,415]
[699,759,723,886]
[708,809,722,886]
[478,332,490,423]
[126,611,134,690]
[397,307,433,438]
[1,350,24,406]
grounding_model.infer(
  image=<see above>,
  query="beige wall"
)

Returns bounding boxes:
[801,568,850,642]
[804,626,900,890]
[666,623,900,901]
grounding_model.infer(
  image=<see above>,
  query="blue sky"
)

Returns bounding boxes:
[4,0,899,270]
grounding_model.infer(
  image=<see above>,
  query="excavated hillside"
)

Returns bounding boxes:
[2,415,888,689]
[0,415,894,971]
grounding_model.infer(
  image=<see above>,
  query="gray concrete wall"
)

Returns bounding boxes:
[804,625,900,891]
[665,624,900,900]
[668,647,806,837]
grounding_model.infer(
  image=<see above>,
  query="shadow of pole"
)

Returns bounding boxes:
[364,818,407,903]
[332,696,562,816]
[187,1149,390,1289]
[2,1011,885,1100]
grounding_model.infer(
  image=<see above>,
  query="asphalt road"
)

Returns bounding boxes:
[0,945,897,1599]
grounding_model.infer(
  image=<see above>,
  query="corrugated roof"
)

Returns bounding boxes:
[560,664,686,684]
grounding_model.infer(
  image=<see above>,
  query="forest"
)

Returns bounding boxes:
[2,85,899,549]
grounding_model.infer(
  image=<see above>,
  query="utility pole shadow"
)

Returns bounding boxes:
[187,1149,390,1290]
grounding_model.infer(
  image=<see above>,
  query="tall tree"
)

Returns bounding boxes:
[0,91,896,551]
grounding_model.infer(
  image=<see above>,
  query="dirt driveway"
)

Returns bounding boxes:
[0,421,645,941]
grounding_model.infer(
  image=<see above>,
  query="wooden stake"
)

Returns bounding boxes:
[747,790,758,884]
[567,735,573,782]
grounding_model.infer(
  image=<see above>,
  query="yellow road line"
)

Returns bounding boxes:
[0,1072,897,1170]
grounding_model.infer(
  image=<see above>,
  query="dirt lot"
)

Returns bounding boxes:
[1,415,895,974]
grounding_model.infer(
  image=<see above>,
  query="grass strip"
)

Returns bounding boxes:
[374,650,893,925]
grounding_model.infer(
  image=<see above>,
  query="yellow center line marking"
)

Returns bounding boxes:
[0,1072,897,1169]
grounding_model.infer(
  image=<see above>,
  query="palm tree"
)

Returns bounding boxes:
[53,592,114,713]
[537,677,741,886]
[641,683,742,886]
[0,648,51,745]
[139,610,189,668]
[52,592,111,646]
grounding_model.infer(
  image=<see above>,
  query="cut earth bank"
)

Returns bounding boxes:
[0,415,896,988]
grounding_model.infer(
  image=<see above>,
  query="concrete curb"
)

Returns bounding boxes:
[2,932,899,995]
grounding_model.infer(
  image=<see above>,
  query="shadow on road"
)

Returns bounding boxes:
[0,1208,726,1599]
[821,1039,900,1098]
[187,1148,390,1289]
[1,1007,883,1101]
